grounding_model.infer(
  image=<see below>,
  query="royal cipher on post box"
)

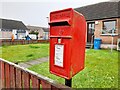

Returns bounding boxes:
[49,8,86,79]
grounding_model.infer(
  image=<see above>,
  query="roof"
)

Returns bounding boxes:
[42,27,49,32]
[27,26,43,31]
[27,25,49,32]
[109,0,120,2]
[0,18,28,30]
[75,0,120,21]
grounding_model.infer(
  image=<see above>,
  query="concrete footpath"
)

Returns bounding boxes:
[18,56,49,68]
[18,49,89,68]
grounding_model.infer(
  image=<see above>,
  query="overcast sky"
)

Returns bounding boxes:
[0,0,109,27]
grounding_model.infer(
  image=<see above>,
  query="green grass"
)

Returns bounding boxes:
[0,44,118,88]
[29,49,118,88]
[0,44,49,63]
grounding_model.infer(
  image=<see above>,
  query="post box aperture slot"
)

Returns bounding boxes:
[49,21,71,26]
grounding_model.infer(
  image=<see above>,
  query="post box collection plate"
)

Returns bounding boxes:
[49,8,86,79]
[54,44,64,67]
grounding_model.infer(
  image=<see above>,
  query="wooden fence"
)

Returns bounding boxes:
[0,39,49,46]
[0,58,71,90]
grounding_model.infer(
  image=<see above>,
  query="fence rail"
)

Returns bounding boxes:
[0,39,49,46]
[0,58,71,90]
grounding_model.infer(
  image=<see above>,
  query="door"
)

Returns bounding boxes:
[87,22,95,43]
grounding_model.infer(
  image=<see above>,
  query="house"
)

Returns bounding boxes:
[27,25,49,40]
[75,0,120,48]
[0,18,28,40]
[42,27,49,40]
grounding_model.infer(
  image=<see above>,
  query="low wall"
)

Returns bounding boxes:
[0,39,49,46]
[101,44,117,49]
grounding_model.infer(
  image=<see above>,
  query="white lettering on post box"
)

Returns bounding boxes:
[54,44,64,67]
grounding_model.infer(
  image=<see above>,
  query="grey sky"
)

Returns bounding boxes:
[0,0,109,27]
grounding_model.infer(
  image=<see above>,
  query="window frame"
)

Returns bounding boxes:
[1,28,12,32]
[102,20,117,35]
[88,22,95,34]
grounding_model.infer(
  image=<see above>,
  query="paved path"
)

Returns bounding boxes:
[18,56,49,68]
[18,49,88,68]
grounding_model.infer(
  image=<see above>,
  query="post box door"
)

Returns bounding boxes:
[49,23,73,79]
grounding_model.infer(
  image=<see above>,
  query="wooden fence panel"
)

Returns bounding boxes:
[22,72,30,89]
[10,65,15,88]
[41,80,51,89]
[0,61,1,89]
[51,86,60,90]
[0,59,71,90]
[16,68,22,88]
[5,63,10,88]
[31,75,40,89]
[0,61,5,89]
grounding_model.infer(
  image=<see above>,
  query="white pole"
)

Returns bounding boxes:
[111,29,114,53]
[46,17,49,40]
[111,36,114,53]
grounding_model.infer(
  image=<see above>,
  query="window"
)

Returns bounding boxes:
[17,30,26,33]
[102,20,116,34]
[88,23,95,34]
[1,29,12,32]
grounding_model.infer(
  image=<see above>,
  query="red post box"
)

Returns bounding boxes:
[49,8,86,79]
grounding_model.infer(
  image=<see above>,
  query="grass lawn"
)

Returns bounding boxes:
[0,44,49,63]
[29,49,118,88]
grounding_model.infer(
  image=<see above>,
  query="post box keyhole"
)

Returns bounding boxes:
[58,38,61,43]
